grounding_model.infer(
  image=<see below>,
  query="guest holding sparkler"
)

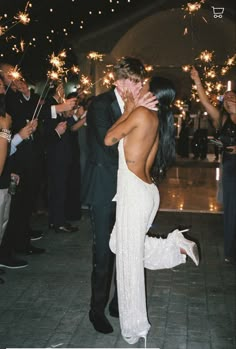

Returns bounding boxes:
[191,66,236,265]
[44,84,79,233]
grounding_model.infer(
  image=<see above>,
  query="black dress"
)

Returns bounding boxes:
[219,116,236,261]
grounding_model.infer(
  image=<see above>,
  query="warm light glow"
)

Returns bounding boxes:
[182,65,191,72]
[199,50,214,63]
[9,66,22,80]
[145,65,154,72]
[0,26,6,36]
[47,70,59,80]
[87,51,105,61]
[182,1,205,14]
[15,11,30,25]
[80,75,91,87]
[71,65,80,74]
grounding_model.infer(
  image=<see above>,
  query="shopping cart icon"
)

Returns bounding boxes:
[212,6,224,18]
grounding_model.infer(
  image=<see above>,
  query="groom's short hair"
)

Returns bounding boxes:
[114,57,146,82]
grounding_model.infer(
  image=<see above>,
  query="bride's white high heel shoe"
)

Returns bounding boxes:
[171,229,199,266]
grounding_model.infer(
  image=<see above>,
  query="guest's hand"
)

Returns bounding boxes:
[190,66,201,85]
[0,113,12,129]
[10,173,20,185]
[55,121,67,135]
[30,119,38,132]
[18,123,34,139]
[57,98,77,112]
[225,145,236,154]
[56,83,65,102]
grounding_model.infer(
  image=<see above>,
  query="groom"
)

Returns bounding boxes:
[83,57,146,334]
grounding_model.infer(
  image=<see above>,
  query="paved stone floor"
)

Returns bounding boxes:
[0,211,235,349]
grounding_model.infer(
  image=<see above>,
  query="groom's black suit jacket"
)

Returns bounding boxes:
[83,88,122,205]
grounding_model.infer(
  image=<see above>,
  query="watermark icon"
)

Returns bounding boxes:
[212,6,224,18]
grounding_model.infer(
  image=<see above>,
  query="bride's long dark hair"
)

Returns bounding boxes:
[149,76,176,180]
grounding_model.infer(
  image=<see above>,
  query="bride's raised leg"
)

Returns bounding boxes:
[171,229,199,266]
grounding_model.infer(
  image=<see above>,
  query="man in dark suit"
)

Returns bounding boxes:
[44,84,79,233]
[0,63,77,259]
[83,57,146,334]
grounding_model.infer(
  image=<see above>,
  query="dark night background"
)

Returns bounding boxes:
[0,0,235,83]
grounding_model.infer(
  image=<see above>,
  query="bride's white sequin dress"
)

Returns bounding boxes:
[109,139,186,344]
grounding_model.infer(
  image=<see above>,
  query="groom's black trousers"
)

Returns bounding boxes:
[89,202,118,314]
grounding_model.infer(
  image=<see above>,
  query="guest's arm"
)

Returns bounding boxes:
[190,67,221,128]
[0,114,11,175]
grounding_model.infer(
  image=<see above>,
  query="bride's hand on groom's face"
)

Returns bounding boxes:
[136,92,158,111]
[123,91,136,114]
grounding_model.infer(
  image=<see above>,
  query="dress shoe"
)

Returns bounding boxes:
[225,257,236,266]
[171,229,199,266]
[30,229,44,241]
[0,256,28,268]
[109,307,119,318]
[55,224,78,233]
[89,310,113,334]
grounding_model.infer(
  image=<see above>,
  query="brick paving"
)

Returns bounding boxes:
[0,211,235,349]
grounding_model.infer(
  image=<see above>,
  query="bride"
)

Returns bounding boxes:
[104,76,199,345]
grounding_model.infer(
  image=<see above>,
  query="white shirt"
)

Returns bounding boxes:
[114,88,124,113]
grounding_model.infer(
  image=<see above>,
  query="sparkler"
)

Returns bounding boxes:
[0,1,31,37]
[4,66,23,93]
[102,71,115,88]
[15,11,30,25]
[31,78,50,120]
[182,49,235,104]
[145,65,154,72]
[87,51,105,61]
[182,65,191,72]
[0,26,6,36]
[182,1,205,15]
[198,50,214,63]
[71,65,80,74]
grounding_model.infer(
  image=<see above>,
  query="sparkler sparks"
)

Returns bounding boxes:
[47,70,60,81]
[198,50,214,63]
[182,1,205,15]
[9,66,22,80]
[102,71,115,88]
[50,52,65,69]
[15,11,30,25]
[145,65,154,72]
[71,65,80,74]
[182,65,191,72]
[80,75,92,87]
[0,26,6,36]
[87,51,105,61]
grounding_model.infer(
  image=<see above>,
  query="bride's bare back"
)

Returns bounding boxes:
[105,106,159,184]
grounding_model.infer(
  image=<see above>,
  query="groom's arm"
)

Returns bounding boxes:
[87,98,118,157]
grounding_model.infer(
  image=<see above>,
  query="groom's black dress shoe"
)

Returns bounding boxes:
[89,310,113,334]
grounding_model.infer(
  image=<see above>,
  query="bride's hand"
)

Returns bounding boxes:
[136,92,158,111]
[123,90,136,114]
